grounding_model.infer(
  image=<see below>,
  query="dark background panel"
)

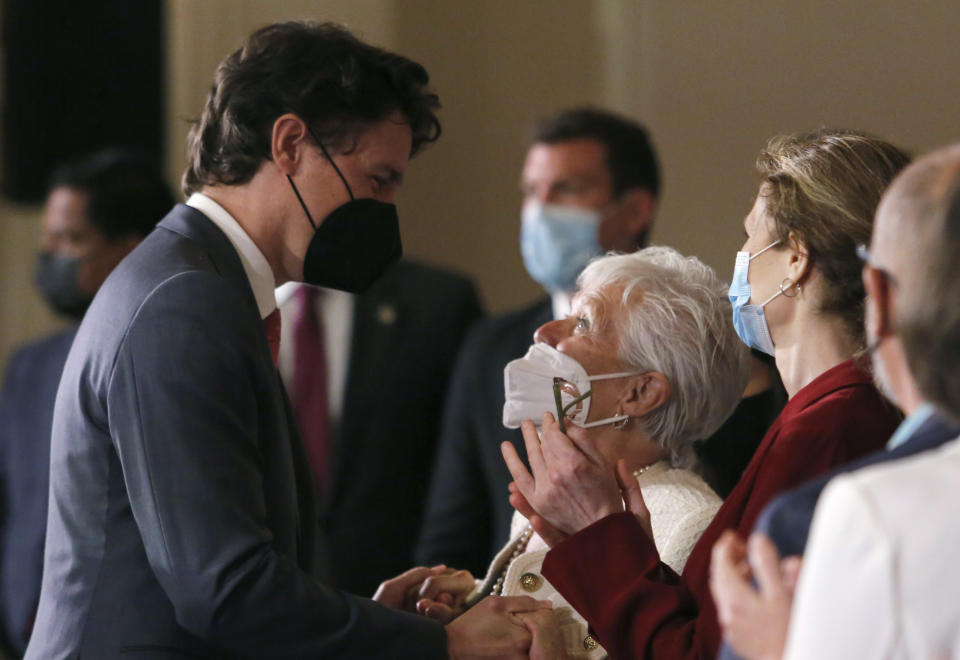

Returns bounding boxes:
[2,0,165,203]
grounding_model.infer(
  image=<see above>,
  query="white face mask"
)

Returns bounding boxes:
[503,343,642,430]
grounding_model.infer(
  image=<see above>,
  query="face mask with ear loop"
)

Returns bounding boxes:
[286,126,403,293]
[728,239,789,356]
[35,251,92,319]
[503,343,643,433]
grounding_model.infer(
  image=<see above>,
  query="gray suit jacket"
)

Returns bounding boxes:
[26,205,446,659]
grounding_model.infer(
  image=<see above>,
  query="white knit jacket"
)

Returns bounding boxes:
[469,461,721,659]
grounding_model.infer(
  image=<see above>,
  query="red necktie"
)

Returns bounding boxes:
[291,286,331,492]
[264,309,281,368]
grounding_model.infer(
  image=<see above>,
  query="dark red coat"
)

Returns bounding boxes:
[542,360,899,660]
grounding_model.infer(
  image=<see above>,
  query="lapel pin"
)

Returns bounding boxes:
[376,303,397,326]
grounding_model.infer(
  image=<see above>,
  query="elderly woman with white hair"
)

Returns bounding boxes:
[403,246,750,658]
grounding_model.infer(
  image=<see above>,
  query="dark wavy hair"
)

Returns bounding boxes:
[49,148,173,240]
[530,107,660,247]
[530,107,660,199]
[182,21,441,196]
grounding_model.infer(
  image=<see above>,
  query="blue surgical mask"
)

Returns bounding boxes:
[520,202,603,293]
[729,240,782,356]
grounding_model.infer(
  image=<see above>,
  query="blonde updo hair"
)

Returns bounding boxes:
[757,129,910,348]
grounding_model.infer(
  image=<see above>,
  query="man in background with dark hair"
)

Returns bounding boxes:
[416,107,662,574]
[0,148,172,657]
[26,22,546,659]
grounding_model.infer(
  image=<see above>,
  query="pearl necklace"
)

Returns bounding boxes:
[490,463,656,597]
[633,462,656,479]
[491,525,533,595]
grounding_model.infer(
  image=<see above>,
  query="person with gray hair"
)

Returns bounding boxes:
[390,246,749,658]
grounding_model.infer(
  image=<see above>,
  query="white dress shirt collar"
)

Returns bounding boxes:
[886,402,936,451]
[186,193,277,319]
[551,290,572,321]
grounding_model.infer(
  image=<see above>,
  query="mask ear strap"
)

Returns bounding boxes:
[306,126,355,201]
[749,239,781,261]
[287,175,318,231]
[586,371,644,382]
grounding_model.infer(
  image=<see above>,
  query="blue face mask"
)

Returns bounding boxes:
[520,202,603,293]
[729,240,782,356]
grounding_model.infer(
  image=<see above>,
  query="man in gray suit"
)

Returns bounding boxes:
[27,21,546,659]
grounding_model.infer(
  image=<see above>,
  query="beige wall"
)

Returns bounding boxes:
[3,0,960,371]
[605,1,960,282]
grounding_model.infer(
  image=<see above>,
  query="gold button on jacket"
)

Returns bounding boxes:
[519,572,542,592]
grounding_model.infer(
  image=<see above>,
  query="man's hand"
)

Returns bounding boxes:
[414,568,477,624]
[709,530,802,660]
[445,596,552,660]
[501,413,624,540]
[516,608,571,660]
[372,565,447,612]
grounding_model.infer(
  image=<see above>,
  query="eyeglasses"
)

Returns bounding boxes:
[552,378,591,434]
[856,244,898,289]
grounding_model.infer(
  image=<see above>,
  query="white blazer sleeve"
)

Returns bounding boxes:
[782,476,897,660]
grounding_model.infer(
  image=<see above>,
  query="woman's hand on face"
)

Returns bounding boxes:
[501,412,624,540]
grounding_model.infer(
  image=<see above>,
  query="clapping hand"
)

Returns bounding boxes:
[709,530,802,660]
[501,413,655,547]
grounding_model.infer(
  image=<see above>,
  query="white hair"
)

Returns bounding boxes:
[577,246,751,468]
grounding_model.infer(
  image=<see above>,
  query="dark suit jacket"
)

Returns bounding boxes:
[716,409,960,660]
[26,205,446,659]
[317,261,482,596]
[416,297,552,575]
[0,328,76,655]
[758,409,960,557]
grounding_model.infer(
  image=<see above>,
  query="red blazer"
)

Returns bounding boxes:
[541,360,899,660]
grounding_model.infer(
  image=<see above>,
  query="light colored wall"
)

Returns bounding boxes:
[601,1,960,283]
[0,203,69,369]
[3,0,960,372]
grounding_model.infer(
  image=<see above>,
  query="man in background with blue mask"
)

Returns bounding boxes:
[0,148,172,657]
[417,108,661,576]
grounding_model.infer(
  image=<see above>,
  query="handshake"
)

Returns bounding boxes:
[374,565,564,660]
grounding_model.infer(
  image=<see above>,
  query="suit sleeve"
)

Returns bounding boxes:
[542,513,711,660]
[107,271,447,659]
[0,351,17,654]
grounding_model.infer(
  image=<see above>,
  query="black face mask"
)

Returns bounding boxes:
[35,252,92,319]
[287,129,402,293]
